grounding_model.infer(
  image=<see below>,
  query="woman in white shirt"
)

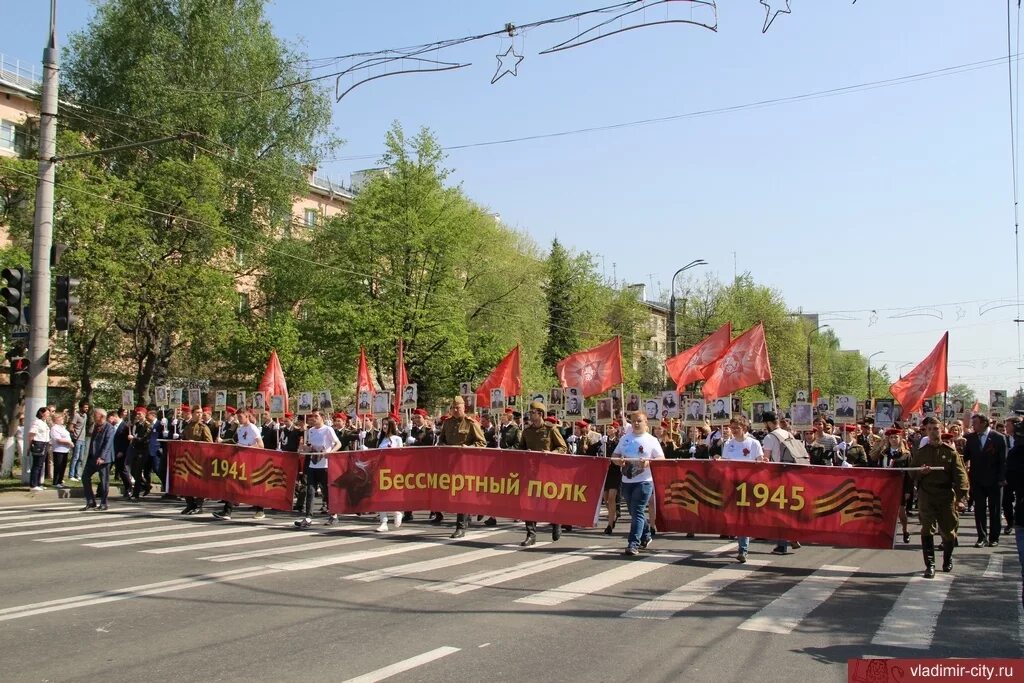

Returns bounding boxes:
[49,412,74,489]
[213,410,267,521]
[612,412,665,556]
[722,416,765,563]
[28,407,51,491]
[376,417,404,532]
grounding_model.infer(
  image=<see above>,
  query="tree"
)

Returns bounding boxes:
[542,239,580,371]
[947,383,977,407]
[53,0,335,401]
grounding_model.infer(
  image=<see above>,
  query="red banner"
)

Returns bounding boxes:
[327,447,607,527]
[167,441,300,511]
[652,460,904,549]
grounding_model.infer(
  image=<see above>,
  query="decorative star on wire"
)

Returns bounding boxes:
[760,0,791,33]
[491,45,525,84]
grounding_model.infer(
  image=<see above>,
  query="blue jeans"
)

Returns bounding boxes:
[622,480,653,549]
[69,438,86,478]
[738,536,750,554]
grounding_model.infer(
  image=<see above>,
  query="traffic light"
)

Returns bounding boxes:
[6,344,28,387]
[1,267,25,325]
[55,275,80,331]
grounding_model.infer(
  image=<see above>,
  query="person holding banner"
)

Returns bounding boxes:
[913,417,970,578]
[438,396,487,539]
[296,410,342,529]
[213,410,265,521]
[602,422,622,534]
[873,428,913,544]
[375,416,406,533]
[180,406,213,515]
[612,412,665,556]
[722,416,766,561]
[519,401,569,547]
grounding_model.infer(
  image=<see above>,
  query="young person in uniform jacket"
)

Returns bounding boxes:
[963,413,1008,547]
[111,410,133,497]
[261,414,280,451]
[498,409,521,449]
[518,401,568,546]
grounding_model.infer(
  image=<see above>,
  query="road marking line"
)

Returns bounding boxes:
[707,542,741,554]
[82,526,268,548]
[738,564,858,634]
[0,567,279,621]
[422,546,604,595]
[515,553,689,607]
[198,526,417,562]
[267,529,508,572]
[141,529,328,554]
[345,543,538,582]
[0,504,79,515]
[0,507,177,530]
[870,574,953,649]
[340,646,460,683]
[623,560,771,620]
[982,555,1003,579]
[0,510,127,528]
[0,517,160,540]
[39,523,204,542]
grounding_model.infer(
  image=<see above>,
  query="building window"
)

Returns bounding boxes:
[0,120,16,152]
[238,292,250,314]
[303,208,317,227]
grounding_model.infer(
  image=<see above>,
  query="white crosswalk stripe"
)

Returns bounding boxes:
[983,555,1003,579]
[81,525,273,548]
[0,517,162,540]
[737,564,857,633]
[39,523,206,543]
[422,546,601,595]
[623,560,770,620]
[0,503,79,515]
[345,542,548,583]
[870,574,953,649]
[199,527,423,562]
[141,524,364,554]
[515,552,690,607]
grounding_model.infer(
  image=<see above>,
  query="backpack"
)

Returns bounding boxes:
[771,428,807,464]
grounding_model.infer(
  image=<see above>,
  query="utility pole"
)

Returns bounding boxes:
[24,0,58,461]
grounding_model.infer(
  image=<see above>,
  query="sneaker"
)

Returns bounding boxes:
[394,516,403,530]
[791,541,802,549]
[212,511,232,521]
[402,512,413,522]
[974,540,988,548]
[375,521,389,532]
[520,533,537,547]
[450,528,466,539]
[624,547,639,556]
[253,510,266,520]
[30,486,43,492]
[97,503,108,511]
[80,503,96,511]
[988,541,999,547]
[736,552,747,564]
[325,515,338,526]
[484,517,497,527]
[294,518,312,529]
[430,512,444,525]
[771,546,789,555]
[639,537,652,550]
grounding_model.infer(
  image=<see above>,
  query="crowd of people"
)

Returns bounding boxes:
[14,395,1022,582]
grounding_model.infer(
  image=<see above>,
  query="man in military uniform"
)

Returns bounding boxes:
[519,400,568,546]
[437,396,487,538]
[912,416,970,578]
[498,408,521,449]
[180,406,213,514]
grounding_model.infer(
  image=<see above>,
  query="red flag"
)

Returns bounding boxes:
[258,350,288,408]
[889,333,949,416]
[971,400,980,414]
[356,347,375,416]
[476,345,522,406]
[555,337,623,398]
[394,339,408,416]
[701,323,773,399]
[811,389,821,407]
[664,322,732,391]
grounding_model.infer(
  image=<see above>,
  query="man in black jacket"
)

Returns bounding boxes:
[964,414,1008,547]
[111,409,133,497]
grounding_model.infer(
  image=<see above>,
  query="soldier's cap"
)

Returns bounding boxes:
[202,406,212,414]
[133,405,147,414]
[761,411,778,423]
[574,420,588,429]
[884,428,902,436]
[529,400,546,413]
[940,433,954,442]
[284,411,294,418]
[452,395,465,405]
[412,408,428,417]
[843,424,857,432]
[440,414,450,421]
[388,412,401,422]
[180,404,191,412]
[545,416,559,424]
[503,408,514,415]
[610,420,621,428]
[225,406,237,415]
[332,412,346,420]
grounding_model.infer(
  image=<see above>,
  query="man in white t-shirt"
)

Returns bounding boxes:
[758,411,802,556]
[612,412,665,556]
[296,410,341,529]
[722,416,764,563]
[213,410,265,521]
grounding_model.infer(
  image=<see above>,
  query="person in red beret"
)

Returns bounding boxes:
[838,424,868,467]
[873,427,913,543]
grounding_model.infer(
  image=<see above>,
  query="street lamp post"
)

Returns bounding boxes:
[867,351,883,399]
[807,324,830,398]
[667,259,707,359]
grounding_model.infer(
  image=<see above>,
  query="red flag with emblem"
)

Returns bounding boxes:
[701,323,773,399]
[664,322,732,391]
[555,337,623,398]
[356,347,375,415]
[258,350,289,408]
[811,389,821,407]
[394,339,408,416]
[476,345,522,406]
[889,333,948,416]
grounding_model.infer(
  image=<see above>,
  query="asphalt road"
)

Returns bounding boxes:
[0,496,1020,683]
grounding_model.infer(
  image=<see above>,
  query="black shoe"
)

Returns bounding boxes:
[212,511,231,521]
[974,540,987,548]
[520,533,536,547]
[484,517,497,527]
[186,507,203,515]
[80,503,96,511]
[903,532,910,544]
[790,541,801,549]
[942,551,953,573]
[639,537,651,550]
[604,525,613,535]
[988,540,999,547]
[450,528,466,539]
[686,532,695,538]
[551,525,562,542]
[180,506,193,514]
[294,518,312,529]
[476,515,484,522]
[402,512,413,522]
[97,503,108,511]
[924,565,936,579]
[430,513,443,525]
[771,546,789,555]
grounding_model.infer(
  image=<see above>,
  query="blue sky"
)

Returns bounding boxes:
[3,1,1020,400]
